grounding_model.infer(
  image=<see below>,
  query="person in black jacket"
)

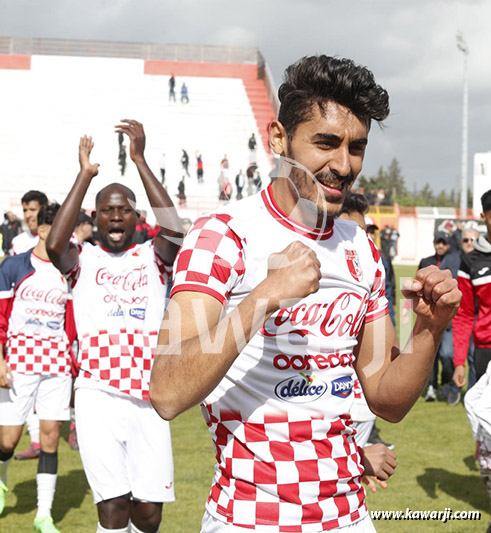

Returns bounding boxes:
[418,231,461,404]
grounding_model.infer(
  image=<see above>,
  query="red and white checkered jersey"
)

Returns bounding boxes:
[9,230,39,255]
[68,241,171,401]
[171,185,388,531]
[5,253,71,376]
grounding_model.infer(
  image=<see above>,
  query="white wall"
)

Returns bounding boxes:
[0,55,271,224]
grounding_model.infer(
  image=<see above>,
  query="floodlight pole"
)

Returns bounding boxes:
[457,32,469,214]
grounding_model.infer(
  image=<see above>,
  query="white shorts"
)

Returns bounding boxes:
[351,420,375,448]
[0,372,71,425]
[201,511,376,532]
[75,387,175,504]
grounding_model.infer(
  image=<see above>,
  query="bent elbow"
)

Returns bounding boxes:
[149,382,181,421]
[374,407,406,424]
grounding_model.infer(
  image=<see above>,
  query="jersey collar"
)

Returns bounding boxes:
[261,184,334,241]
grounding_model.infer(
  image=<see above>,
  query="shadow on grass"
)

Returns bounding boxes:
[3,468,88,521]
[417,467,488,513]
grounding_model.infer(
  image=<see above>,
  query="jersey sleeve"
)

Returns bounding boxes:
[364,237,389,323]
[452,254,475,367]
[151,240,173,286]
[65,243,84,288]
[0,258,15,345]
[170,215,245,305]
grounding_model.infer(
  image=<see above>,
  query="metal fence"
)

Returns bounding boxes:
[0,36,260,64]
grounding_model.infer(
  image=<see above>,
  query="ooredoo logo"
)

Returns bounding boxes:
[330,377,353,398]
[274,373,327,403]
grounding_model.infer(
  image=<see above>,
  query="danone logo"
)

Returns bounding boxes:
[129,308,146,320]
[331,376,353,398]
[275,373,327,403]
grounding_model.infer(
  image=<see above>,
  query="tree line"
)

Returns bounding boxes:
[356,158,472,208]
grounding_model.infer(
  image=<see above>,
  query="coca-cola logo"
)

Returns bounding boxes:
[262,292,369,339]
[331,376,353,398]
[19,285,67,306]
[96,266,148,291]
[274,374,327,403]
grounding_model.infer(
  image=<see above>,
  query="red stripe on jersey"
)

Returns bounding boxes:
[261,185,334,241]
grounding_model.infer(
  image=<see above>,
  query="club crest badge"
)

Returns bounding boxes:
[345,249,363,282]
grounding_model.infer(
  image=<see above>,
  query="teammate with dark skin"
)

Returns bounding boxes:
[46,119,182,532]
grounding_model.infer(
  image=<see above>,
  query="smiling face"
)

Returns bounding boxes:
[271,101,368,227]
[22,200,42,234]
[95,186,138,252]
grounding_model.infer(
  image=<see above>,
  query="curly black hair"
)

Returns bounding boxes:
[37,202,60,226]
[481,190,491,213]
[278,55,390,138]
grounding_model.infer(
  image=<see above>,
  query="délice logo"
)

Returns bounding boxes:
[275,374,327,403]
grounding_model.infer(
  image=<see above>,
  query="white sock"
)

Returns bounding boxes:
[26,410,40,444]
[129,521,158,533]
[70,407,76,424]
[0,459,11,484]
[36,473,57,518]
[96,523,129,533]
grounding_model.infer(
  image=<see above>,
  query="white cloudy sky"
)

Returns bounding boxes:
[1,0,490,195]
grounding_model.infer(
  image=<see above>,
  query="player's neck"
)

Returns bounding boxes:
[271,179,333,230]
[32,239,49,261]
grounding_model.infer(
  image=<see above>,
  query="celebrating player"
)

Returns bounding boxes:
[0,203,76,533]
[46,120,182,533]
[150,56,461,531]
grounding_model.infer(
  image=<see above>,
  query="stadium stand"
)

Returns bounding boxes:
[0,37,276,223]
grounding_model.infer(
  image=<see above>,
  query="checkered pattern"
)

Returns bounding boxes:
[79,329,158,401]
[171,215,245,305]
[352,379,363,401]
[6,333,71,376]
[205,407,366,531]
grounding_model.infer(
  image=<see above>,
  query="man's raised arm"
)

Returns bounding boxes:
[46,136,99,274]
[354,265,461,423]
[115,119,183,265]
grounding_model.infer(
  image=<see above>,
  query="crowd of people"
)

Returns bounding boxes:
[0,53,488,533]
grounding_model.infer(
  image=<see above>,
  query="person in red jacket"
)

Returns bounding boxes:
[453,190,491,389]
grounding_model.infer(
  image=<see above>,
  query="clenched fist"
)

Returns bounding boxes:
[401,265,461,329]
[265,241,321,308]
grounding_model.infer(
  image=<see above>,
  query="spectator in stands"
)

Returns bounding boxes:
[181,149,190,177]
[196,153,204,183]
[177,176,186,205]
[418,232,461,404]
[10,190,48,256]
[159,152,166,186]
[181,83,189,104]
[72,211,94,245]
[220,155,230,181]
[235,170,245,200]
[118,144,127,176]
[248,133,257,151]
[219,178,232,201]
[246,164,256,196]
[1,212,22,256]
[453,190,491,392]
[168,75,176,102]
[253,169,262,193]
